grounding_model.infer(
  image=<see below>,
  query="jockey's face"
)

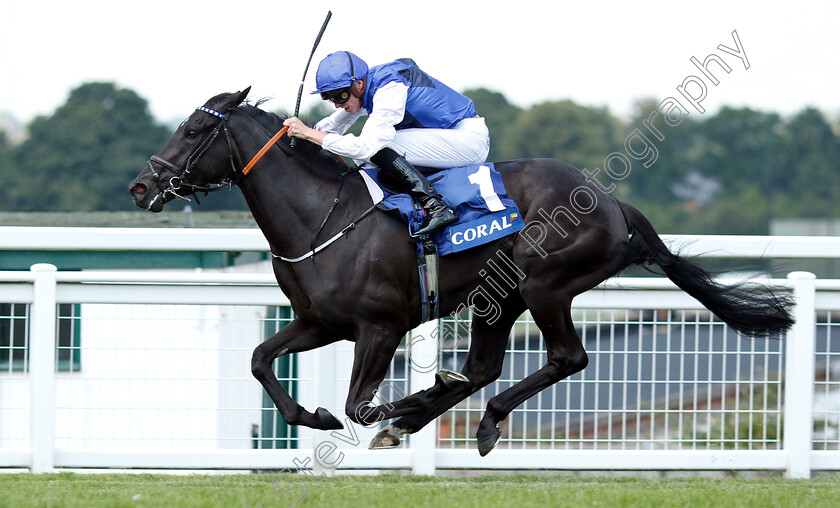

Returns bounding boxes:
[331,79,365,114]
[335,93,362,114]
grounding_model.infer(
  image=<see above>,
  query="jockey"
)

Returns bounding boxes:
[283,51,490,236]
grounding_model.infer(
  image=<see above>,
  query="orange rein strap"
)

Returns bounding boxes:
[240,125,346,177]
[241,125,289,176]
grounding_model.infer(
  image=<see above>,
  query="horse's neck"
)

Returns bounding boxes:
[236,148,361,256]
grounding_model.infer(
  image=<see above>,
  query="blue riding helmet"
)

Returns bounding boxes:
[311,51,369,94]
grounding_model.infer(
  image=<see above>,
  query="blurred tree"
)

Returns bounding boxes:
[680,186,770,235]
[3,80,838,228]
[623,97,701,204]
[0,130,9,167]
[301,102,334,125]
[3,82,171,211]
[691,106,783,192]
[495,100,620,172]
[775,107,840,217]
[0,131,15,200]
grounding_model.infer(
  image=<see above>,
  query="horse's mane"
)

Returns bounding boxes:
[236,103,349,177]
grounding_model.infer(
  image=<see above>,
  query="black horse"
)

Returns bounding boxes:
[129,89,794,455]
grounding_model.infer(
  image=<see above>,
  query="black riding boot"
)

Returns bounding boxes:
[370,148,458,236]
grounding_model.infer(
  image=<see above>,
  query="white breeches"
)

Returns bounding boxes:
[358,117,490,169]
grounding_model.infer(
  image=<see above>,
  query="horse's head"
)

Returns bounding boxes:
[129,87,251,212]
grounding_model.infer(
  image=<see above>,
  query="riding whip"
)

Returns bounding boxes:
[290,10,332,148]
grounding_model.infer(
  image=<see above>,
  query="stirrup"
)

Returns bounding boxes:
[414,204,457,236]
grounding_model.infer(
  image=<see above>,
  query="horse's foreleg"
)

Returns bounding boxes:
[251,317,344,430]
[342,323,406,427]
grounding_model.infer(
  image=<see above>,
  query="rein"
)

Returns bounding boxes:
[242,125,288,176]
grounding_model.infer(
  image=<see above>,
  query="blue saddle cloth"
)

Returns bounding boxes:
[362,163,524,256]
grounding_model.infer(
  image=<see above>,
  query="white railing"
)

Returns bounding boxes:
[2,228,840,478]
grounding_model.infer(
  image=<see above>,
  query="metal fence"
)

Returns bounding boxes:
[1,228,840,477]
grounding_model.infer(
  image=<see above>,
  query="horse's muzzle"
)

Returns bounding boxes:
[128,176,165,212]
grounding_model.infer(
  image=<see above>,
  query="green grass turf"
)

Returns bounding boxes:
[1,473,839,507]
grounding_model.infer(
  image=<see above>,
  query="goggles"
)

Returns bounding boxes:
[321,87,352,104]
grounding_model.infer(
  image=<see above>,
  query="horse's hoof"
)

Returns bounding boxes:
[314,407,344,430]
[369,424,403,449]
[436,369,470,390]
[476,426,502,456]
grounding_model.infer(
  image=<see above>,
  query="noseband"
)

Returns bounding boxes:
[143,106,240,208]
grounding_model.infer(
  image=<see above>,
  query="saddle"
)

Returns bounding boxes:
[361,162,524,322]
[360,162,524,255]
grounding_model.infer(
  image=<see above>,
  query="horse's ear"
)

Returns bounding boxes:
[220,87,251,112]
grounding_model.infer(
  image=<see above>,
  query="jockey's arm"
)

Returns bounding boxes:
[284,81,409,162]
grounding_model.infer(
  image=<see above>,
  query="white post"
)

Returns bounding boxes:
[29,263,58,474]
[409,320,439,475]
[312,343,337,477]
[785,271,816,479]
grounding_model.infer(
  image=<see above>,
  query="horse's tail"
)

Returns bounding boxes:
[618,201,795,338]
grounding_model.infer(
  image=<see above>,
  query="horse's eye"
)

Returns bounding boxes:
[186,129,199,139]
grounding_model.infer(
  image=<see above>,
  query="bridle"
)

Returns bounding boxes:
[143,104,375,263]
[143,106,281,209]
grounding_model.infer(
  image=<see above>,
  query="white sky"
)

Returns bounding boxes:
[2,0,838,125]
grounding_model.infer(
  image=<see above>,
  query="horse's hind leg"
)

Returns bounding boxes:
[251,317,345,430]
[475,295,585,455]
[369,297,526,448]
[469,198,630,454]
